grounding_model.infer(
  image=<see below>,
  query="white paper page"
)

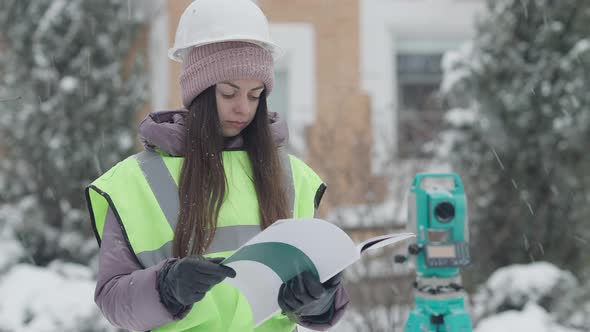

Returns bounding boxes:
[356,232,416,253]
[223,218,359,327]
[224,260,283,327]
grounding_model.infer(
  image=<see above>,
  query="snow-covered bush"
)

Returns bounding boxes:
[475,303,581,332]
[472,262,577,320]
[0,0,147,266]
[0,204,27,273]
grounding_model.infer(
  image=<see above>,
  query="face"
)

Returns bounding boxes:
[215,79,264,137]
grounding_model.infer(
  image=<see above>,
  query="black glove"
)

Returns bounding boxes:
[158,256,236,316]
[278,271,342,324]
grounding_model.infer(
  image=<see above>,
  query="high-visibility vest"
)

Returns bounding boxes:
[85,149,325,332]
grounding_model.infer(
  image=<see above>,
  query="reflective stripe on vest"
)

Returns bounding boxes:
[134,149,296,268]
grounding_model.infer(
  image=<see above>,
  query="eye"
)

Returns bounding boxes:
[221,93,235,99]
[249,95,260,101]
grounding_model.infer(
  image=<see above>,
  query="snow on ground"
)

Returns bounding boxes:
[301,303,583,332]
[0,263,115,332]
[304,304,584,332]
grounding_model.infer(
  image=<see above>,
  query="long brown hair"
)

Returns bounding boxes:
[173,86,289,257]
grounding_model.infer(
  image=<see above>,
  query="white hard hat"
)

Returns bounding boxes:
[168,0,283,63]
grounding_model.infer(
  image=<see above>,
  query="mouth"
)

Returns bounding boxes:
[227,121,247,128]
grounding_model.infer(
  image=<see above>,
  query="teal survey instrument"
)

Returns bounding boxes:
[395,173,473,332]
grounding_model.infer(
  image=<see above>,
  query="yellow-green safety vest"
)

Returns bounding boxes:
[85,149,325,332]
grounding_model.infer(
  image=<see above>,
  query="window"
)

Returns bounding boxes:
[266,68,293,151]
[397,53,445,158]
[267,69,289,125]
[268,23,316,155]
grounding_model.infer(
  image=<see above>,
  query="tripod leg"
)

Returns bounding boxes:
[440,309,472,332]
[405,307,431,332]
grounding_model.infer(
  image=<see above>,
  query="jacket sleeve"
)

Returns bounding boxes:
[94,207,191,331]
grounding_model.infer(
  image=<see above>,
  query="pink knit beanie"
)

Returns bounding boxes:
[180,41,274,108]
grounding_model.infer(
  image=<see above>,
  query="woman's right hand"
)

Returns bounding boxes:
[158,256,236,314]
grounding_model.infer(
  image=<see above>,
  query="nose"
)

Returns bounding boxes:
[233,95,250,114]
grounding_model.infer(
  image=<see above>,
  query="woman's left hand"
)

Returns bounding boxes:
[277,271,342,323]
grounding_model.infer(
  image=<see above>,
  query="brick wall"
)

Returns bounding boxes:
[261,0,386,214]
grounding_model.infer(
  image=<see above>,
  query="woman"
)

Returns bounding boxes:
[85,0,349,331]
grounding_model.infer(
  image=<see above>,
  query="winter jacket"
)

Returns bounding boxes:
[89,110,350,331]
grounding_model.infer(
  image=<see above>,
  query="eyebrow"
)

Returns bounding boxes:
[219,81,265,91]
